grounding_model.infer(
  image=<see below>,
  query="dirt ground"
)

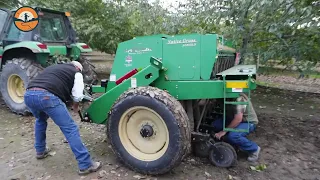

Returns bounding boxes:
[0,86,319,180]
[257,74,320,94]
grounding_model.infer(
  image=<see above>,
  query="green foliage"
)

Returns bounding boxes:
[0,0,22,9]
[27,0,133,54]
[26,0,178,54]
[250,164,267,172]
[22,0,319,73]
[49,54,72,65]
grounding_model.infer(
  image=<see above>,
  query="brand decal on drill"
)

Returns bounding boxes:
[125,55,132,63]
[126,47,152,55]
[167,39,197,47]
[125,55,133,67]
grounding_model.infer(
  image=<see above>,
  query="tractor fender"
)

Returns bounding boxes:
[2,42,50,67]
[4,41,50,54]
[70,43,92,60]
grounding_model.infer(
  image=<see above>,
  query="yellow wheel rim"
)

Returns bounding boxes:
[7,74,25,104]
[118,106,169,161]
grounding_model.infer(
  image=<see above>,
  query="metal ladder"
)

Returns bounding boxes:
[222,75,252,133]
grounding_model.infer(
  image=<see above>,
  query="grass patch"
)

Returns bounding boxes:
[258,67,320,79]
[256,81,281,88]
[309,74,320,79]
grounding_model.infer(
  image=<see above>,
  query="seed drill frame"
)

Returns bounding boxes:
[80,33,257,175]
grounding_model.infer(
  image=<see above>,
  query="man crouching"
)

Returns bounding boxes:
[213,93,261,162]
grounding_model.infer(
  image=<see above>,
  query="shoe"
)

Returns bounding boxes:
[247,146,261,162]
[36,147,51,159]
[78,161,102,176]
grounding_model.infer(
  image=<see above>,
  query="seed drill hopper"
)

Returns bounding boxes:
[80,33,257,175]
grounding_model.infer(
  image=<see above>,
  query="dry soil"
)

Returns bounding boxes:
[0,86,319,180]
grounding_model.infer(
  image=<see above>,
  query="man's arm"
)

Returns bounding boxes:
[71,72,85,111]
[226,103,246,128]
[214,102,246,140]
[226,112,243,128]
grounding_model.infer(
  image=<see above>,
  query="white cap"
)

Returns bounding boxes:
[71,61,83,72]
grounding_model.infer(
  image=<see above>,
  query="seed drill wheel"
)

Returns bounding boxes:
[193,142,211,158]
[208,142,237,168]
[0,58,43,115]
[107,86,191,175]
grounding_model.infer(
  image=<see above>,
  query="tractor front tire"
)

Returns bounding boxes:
[107,86,191,175]
[0,58,43,115]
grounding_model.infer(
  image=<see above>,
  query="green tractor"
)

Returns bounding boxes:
[79,33,257,175]
[0,7,98,115]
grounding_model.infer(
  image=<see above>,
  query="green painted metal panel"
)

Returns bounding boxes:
[162,34,201,80]
[217,65,256,76]
[36,53,50,67]
[82,33,259,125]
[47,46,67,56]
[200,34,218,80]
[154,79,254,100]
[91,85,106,93]
[218,36,235,48]
[2,42,50,67]
[86,64,161,124]
[73,43,93,53]
[0,47,3,56]
[224,128,249,132]
[106,82,116,92]
[70,44,81,60]
[68,43,93,60]
[3,41,50,54]
[108,36,163,83]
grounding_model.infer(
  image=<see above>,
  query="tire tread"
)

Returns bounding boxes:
[107,86,191,175]
[0,58,43,115]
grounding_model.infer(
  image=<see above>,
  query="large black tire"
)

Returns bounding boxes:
[0,58,43,115]
[107,86,191,175]
[78,56,98,85]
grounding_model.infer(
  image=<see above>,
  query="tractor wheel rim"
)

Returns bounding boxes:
[7,74,25,104]
[118,106,169,161]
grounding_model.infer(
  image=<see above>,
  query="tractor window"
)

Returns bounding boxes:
[6,22,31,40]
[39,13,67,42]
[0,10,8,35]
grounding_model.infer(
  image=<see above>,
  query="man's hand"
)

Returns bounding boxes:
[214,131,227,140]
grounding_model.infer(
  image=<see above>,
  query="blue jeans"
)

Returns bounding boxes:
[212,118,258,153]
[24,89,93,170]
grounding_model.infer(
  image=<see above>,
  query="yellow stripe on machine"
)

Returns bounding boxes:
[226,81,248,88]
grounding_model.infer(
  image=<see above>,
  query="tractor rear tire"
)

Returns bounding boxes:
[0,58,43,115]
[107,86,191,175]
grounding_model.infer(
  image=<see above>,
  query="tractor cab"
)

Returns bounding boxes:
[0,7,78,47]
[0,7,97,116]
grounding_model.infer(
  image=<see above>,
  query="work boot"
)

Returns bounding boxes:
[36,147,51,159]
[247,146,261,162]
[78,161,102,176]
